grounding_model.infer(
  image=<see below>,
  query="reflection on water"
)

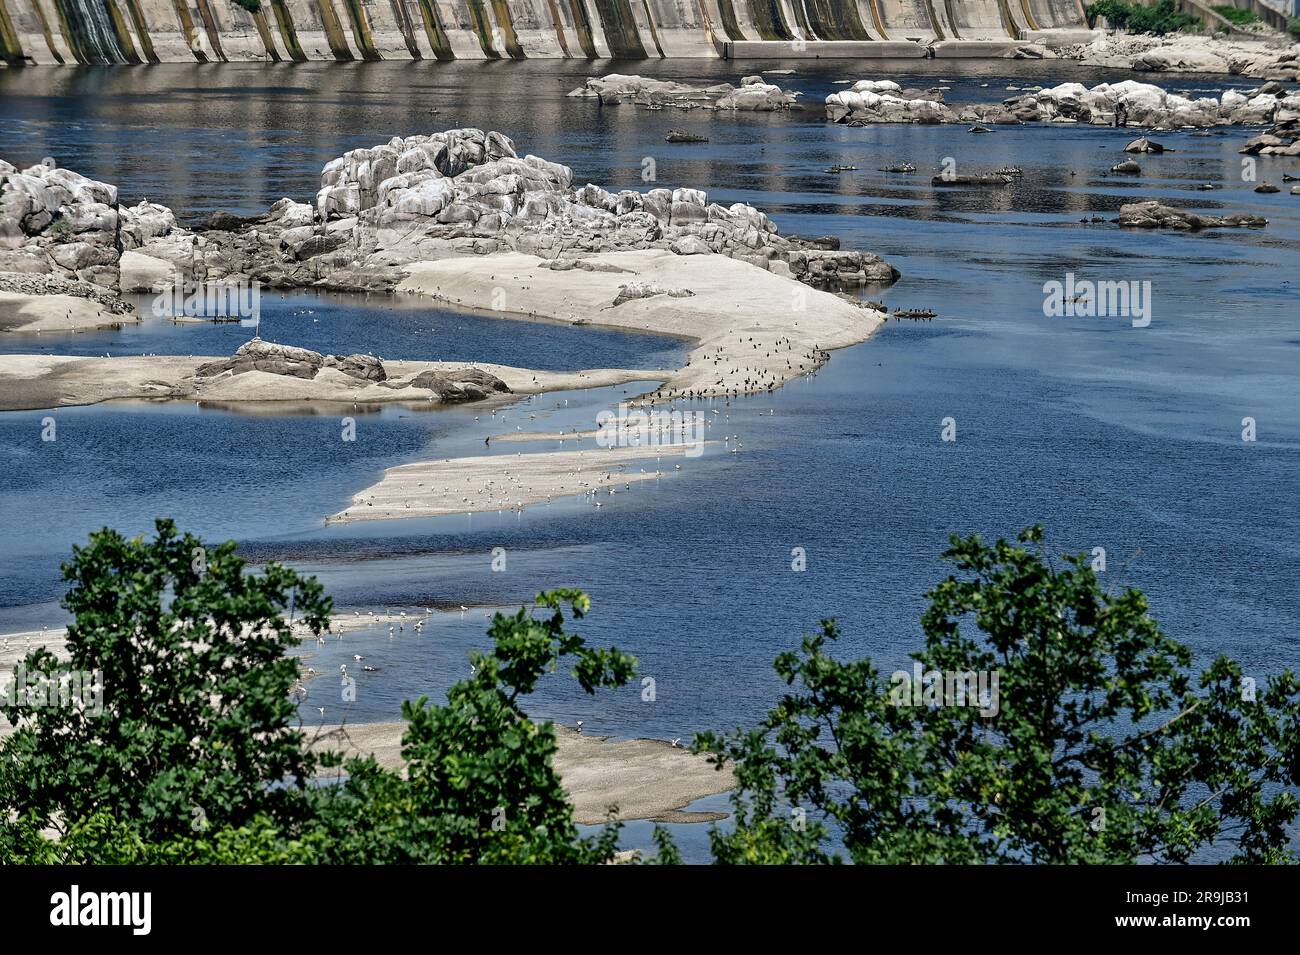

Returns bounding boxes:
[0,59,1267,222]
[1,63,1298,864]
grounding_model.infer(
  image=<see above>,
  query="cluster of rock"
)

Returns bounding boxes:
[1057,34,1300,79]
[1,159,177,289]
[0,269,134,314]
[1117,200,1267,230]
[193,338,509,402]
[140,127,895,294]
[567,74,798,111]
[195,339,385,381]
[6,128,897,304]
[826,79,1300,129]
[825,81,965,125]
[1240,117,1300,156]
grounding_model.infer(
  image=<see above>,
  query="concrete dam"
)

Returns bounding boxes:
[0,0,1089,65]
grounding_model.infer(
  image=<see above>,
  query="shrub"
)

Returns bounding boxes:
[1212,4,1259,25]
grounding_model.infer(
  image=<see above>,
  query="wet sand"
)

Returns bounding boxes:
[0,291,137,335]
[307,720,732,825]
[327,443,701,523]
[0,623,733,825]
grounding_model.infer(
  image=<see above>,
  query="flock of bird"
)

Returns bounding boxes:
[655,334,829,402]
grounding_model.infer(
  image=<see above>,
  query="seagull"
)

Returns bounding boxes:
[459,605,468,617]
[353,654,363,661]
[576,720,584,734]
[670,738,682,748]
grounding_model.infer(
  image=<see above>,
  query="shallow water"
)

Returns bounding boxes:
[2,60,1299,860]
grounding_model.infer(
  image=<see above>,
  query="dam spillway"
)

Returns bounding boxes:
[0,0,1089,65]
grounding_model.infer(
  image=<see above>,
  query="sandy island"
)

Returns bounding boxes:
[399,249,886,401]
[0,353,660,414]
[327,443,701,523]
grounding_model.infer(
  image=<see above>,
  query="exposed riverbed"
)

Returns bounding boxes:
[2,59,1298,860]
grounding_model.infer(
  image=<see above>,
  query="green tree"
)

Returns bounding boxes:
[0,519,330,849]
[0,521,645,863]
[696,527,1300,864]
[1086,0,1200,34]
[298,590,640,863]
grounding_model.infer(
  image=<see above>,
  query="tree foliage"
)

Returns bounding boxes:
[0,524,640,864]
[696,527,1300,864]
[5,522,1297,864]
[1087,0,1201,34]
[0,519,329,847]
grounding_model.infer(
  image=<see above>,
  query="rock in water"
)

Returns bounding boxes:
[1111,160,1142,175]
[1124,137,1166,154]
[1118,200,1267,230]
[567,74,797,111]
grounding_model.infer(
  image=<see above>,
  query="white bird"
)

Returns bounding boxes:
[670,738,682,748]
[353,654,363,661]
[576,720,584,734]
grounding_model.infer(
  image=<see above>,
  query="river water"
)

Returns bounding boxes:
[2,60,1298,857]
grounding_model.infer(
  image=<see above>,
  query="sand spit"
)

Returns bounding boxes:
[0,290,137,334]
[308,721,733,825]
[492,428,601,443]
[327,443,700,524]
[399,249,887,401]
[0,352,658,414]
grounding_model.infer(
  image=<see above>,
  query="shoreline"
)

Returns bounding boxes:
[0,621,734,826]
[398,249,888,402]
[308,721,732,825]
[0,351,663,414]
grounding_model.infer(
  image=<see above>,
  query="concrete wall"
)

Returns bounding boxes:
[0,0,1085,63]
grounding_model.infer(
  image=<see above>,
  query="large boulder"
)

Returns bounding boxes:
[0,160,139,287]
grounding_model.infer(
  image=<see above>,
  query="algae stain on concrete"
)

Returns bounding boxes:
[489,0,524,57]
[271,0,307,60]
[567,0,598,56]
[414,0,454,59]
[0,0,25,63]
[340,0,382,59]
[315,0,358,59]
